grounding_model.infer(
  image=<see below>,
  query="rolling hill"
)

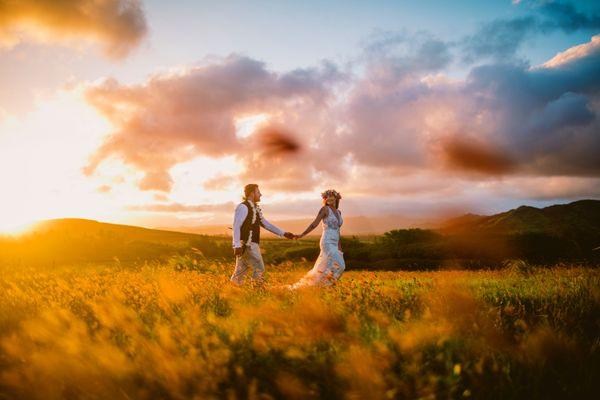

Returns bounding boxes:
[441,199,600,237]
[1,199,599,267]
[439,199,600,262]
[0,218,232,266]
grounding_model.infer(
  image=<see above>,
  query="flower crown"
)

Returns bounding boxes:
[321,189,342,199]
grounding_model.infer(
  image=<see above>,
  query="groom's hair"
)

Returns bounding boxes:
[243,184,258,200]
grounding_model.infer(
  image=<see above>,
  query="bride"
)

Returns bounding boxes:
[288,189,346,289]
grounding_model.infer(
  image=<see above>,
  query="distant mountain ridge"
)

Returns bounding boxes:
[30,218,200,241]
[440,199,600,238]
[2,199,599,267]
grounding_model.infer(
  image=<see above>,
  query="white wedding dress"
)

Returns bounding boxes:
[289,207,346,289]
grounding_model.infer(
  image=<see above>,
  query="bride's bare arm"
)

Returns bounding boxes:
[299,207,327,237]
[338,210,342,251]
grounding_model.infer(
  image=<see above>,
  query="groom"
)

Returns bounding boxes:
[231,183,294,285]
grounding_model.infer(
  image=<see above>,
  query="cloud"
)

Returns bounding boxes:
[138,171,174,192]
[540,34,600,68]
[460,38,600,176]
[462,16,537,63]
[341,33,456,170]
[441,137,517,175]
[489,176,600,201]
[462,1,600,62]
[342,33,600,179]
[362,30,453,75]
[82,31,600,208]
[342,77,432,168]
[97,184,111,193]
[537,1,600,33]
[126,202,235,213]
[527,92,594,134]
[0,0,147,58]
[84,55,343,192]
[344,167,474,198]
[203,174,236,191]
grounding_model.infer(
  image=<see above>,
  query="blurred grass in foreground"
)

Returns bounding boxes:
[0,261,598,399]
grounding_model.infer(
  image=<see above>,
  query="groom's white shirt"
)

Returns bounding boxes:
[232,201,285,248]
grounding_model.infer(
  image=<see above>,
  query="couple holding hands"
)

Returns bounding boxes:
[231,184,345,289]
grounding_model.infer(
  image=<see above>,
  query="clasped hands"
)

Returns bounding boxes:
[283,232,303,240]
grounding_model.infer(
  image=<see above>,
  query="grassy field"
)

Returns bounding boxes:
[0,261,598,399]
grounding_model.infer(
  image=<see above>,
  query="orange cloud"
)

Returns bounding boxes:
[0,0,147,58]
[202,174,236,191]
[82,37,600,203]
[97,184,111,193]
[84,55,342,192]
[126,202,235,213]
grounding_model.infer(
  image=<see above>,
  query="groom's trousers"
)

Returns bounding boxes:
[230,241,265,285]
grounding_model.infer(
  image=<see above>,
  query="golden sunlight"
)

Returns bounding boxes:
[0,88,115,232]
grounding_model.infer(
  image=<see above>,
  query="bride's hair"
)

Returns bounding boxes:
[321,189,341,208]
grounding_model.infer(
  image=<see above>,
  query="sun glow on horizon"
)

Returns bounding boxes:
[0,88,122,232]
[0,89,257,233]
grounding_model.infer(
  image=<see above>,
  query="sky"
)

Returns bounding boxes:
[1,0,600,233]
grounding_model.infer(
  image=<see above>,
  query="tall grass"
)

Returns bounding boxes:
[0,261,598,399]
